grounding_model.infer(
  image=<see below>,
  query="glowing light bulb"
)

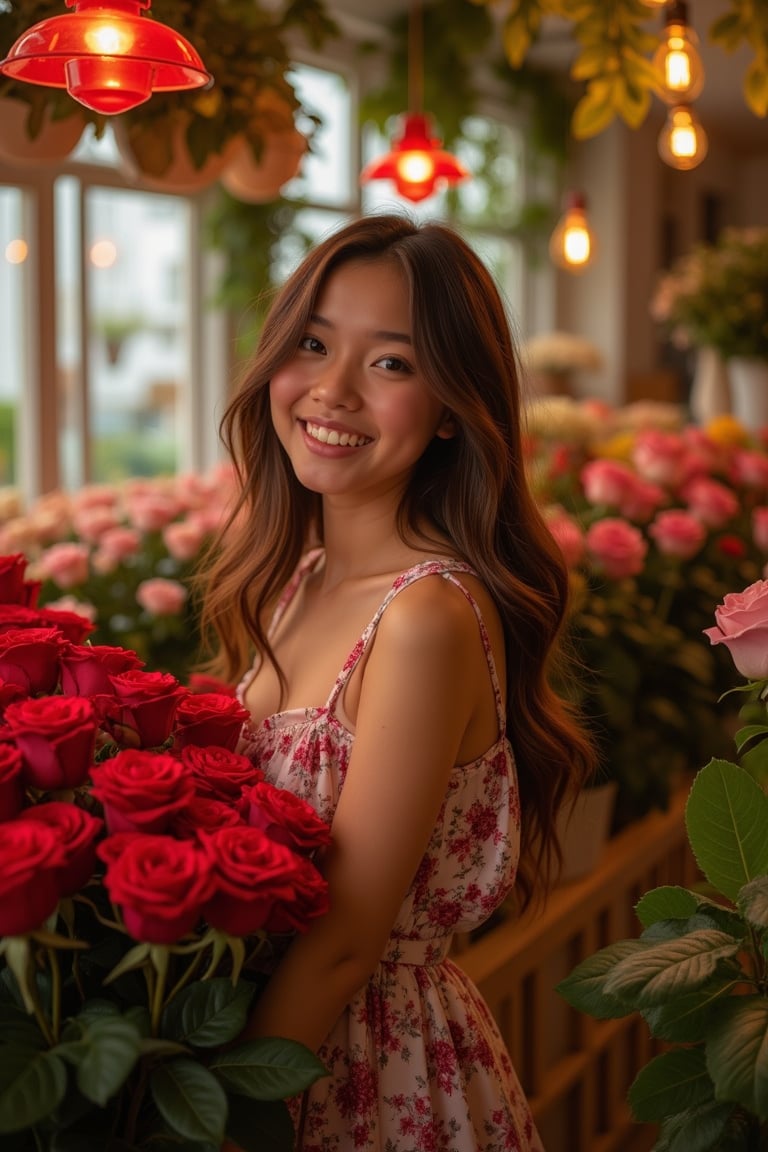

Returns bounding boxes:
[5,239,28,264]
[89,239,118,268]
[549,192,597,273]
[85,21,133,55]
[658,105,708,170]
[653,3,705,103]
[397,152,435,184]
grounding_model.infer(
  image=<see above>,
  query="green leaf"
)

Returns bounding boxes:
[628,1045,713,1122]
[733,723,768,753]
[0,1003,46,1050]
[707,996,768,1117]
[571,81,617,139]
[603,930,741,1007]
[0,1047,67,1133]
[556,939,645,1018]
[210,1037,328,1101]
[635,886,700,927]
[161,978,255,1049]
[685,760,768,900]
[150,1057,228,1145]
[656,1100,741,1152]
[71,1016,142,1107]
[737,874,768,929]
[225,1091,295,1152]
[641,980,740,1043]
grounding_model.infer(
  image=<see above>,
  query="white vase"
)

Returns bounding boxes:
[728,357,768,433]
[689,346,731,424]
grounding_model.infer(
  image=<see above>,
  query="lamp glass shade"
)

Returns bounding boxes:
[658,105,708,170]
[652,21,705,103]
[0,0,212,115]
[361,113,468,204]
[549,194,596,273]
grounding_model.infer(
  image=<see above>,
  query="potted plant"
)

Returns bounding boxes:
[557,576,768,1149]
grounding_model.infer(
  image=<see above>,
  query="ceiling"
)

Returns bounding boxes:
[327,0,767,149]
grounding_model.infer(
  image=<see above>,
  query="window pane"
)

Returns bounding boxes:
[0,187,27,489]
[285,65,352,205]
[83,188,192,481]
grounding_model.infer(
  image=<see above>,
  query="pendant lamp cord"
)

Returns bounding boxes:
[408,0,423,114]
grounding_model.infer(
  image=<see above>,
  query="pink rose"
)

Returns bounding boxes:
[135,577,188,617]
[98,832,215,944]
[618,478,666,524]
[71,506,121,543]
[162,518,207,561]
[0,743,24,821]
[631,430,687,487]
[545,509,585,568]
[21,801,103,894]
[37,542,90,590]
[580,459,637,509]
[704,579,768,679]
[730,449,768,489]
[95,525,142,562]
[173,693,250,752]
[3,696,98,790]
[90,749,195,834]
[648,510,706,560]
[682,476,739,529]
[585,518,648,579]
[125,493,180,532]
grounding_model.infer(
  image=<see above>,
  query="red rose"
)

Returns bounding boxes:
[242,781,331,855]
[108,670,189,748]
[172,692,250,752]
[170,795,245,838]
[21,801,103,894]
[0,677,25,717]
[178,744,263,801]
[98,832,215,944]
[0,554,39,607]
[717,534,748,559]
[267,854,330,934]
[200,825,309,936]
[0,626,64,694]
[0,742,24,821]
[3,696,98,790]
[90,749,195,834]
[60,643,144,698]
[187,673,236,697]
[0,819,67,935]
[0,604,94,643]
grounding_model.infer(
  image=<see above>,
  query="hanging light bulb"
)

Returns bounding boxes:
[360,1,468,203]
[652,0,705,103]
[658,104,708,170]
[0,0,212,116]
[549,192,597,273]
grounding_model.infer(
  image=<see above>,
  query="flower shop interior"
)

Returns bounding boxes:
[1,1,768,1150]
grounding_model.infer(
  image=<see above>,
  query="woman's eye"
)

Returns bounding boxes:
[375,355,412,373]
[299,335,326,354]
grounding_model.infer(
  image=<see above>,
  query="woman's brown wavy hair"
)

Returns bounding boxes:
[199,213,596,906]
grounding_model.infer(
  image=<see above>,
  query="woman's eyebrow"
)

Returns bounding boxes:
[308,312,412,344]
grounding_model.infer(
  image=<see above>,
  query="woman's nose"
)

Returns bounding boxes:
[309,361,361,408]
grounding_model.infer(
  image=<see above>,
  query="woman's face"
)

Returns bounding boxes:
[269,257,453,504]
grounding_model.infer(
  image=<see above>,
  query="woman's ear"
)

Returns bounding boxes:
[435,410,457,440]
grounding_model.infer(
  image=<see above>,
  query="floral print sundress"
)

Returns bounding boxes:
[237,552,544,1152]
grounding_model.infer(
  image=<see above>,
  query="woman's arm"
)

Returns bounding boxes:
[242,576,488,1051]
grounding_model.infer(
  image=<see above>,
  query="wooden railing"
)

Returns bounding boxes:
[453,785,697,1152]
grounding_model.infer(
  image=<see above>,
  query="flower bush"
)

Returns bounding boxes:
[0,464,238,684]
[650,226,768,360]
[0,553,330,1151]
[528,397,768,826]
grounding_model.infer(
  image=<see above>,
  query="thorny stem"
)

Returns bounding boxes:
[47,948,62,1043]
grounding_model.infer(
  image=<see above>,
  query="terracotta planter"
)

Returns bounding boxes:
[0,97,85,165]
[114,118,242,195]
[220,129,307,203]
[555,780,618,884]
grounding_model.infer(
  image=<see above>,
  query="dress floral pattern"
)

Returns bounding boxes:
[238,554,544,1152]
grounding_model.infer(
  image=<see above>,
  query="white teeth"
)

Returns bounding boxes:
[305,422,370,448]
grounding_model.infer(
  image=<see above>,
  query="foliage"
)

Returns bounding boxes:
[529,399,768,825]
[0,554,330,1150]
[651,227,768,362]
[557,744,768,1144]
[0,0,337,170]
[470,0,768,138]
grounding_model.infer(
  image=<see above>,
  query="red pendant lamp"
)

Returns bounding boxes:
[360,1,468,203]
[0,0,212,116]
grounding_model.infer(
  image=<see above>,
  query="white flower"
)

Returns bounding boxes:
[522,330,604,374]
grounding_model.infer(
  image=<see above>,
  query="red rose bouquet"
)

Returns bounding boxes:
[0,553,330,1151]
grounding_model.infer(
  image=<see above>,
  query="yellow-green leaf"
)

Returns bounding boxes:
[571,45,613,80]
[572,83,618,138]
[744,62,768,117]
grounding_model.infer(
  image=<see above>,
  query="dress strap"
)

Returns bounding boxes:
[325,559,507,734]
